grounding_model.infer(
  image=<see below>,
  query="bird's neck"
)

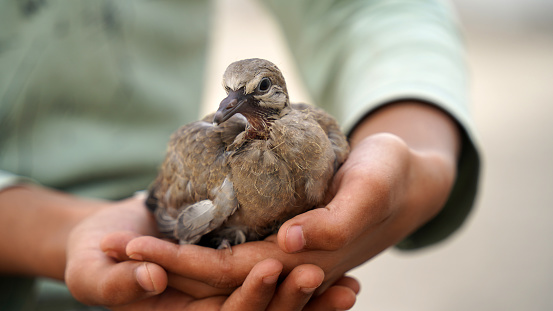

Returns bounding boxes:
[244,116,273,140]
[241,105,291,140]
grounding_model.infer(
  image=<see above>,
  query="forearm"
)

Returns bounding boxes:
[0,185,102,280]
[349,101,460,158]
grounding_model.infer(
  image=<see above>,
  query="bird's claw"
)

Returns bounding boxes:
[217,239,233,254]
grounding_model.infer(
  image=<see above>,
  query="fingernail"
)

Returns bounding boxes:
[129,253,144,261]
[136,263,156,292]
[262,273,280,285]
[300,286,317,294]
[286,225,305,253]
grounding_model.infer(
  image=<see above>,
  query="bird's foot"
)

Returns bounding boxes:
[152,206,178,239]
[217,239,233,254]
[213,229,247,254]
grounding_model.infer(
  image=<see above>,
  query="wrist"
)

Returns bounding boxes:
[406,147,457,224]
[349,101,460,159]
[348,101,461,233]
[0,184,105,279]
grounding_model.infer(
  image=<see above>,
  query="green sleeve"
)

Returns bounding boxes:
[0,171,33,192]
[0,0,211,199]
[262,0,481,249]
[0,276,36,311]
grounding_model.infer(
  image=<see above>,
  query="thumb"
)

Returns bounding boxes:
[101,231,143,262]
[277,162,390,253]
[66,259,168,306]
[277,194,366,253]
[277,207,355,253]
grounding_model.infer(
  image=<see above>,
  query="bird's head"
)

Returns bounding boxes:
[213,59,291,137]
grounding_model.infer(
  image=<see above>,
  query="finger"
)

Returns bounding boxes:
[277,137,407,253]
[221,258,283,311]
[66,255,168,306]
[266,264,324,311]
[277,203,366,253]
[304,276,360,311]
[277,178,369,253]
[333,275,361,294]
[304,285,357,311]
[126,236,277,288]
[167,272,234,298]
[303,275,359,311]
[111,288,198,311]
[101,231,142,261]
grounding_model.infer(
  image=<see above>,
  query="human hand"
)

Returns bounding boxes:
[122,102,459,301]
[66,193,358,310]
[121,132,450,292]
[106,255,356,311]
[65,194,166,306]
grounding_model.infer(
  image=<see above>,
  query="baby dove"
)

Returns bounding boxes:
[146,58,349,248]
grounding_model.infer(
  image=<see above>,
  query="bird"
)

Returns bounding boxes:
[146,58,349,249]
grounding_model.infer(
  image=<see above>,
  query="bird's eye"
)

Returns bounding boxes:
[257,78,271,93]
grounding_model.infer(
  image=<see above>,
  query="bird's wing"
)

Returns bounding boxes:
[148,114,246,241]
[174,177,238,244]
[291,103,349,168]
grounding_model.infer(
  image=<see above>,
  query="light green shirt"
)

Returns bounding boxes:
[0,0,480,308]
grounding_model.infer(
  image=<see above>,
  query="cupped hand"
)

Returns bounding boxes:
[65,194,168,306]
[120,133,453,298]
[65,193,358,310]
[120,103,459,304]
[107,258,344,311]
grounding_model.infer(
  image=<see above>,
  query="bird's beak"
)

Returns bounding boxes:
[213,88,251,126]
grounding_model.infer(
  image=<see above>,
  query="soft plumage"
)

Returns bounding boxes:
[146,58,349,248]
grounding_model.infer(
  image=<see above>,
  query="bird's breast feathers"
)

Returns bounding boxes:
[226,111,336,215]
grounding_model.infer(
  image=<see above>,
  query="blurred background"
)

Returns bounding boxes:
[205,0,553,310]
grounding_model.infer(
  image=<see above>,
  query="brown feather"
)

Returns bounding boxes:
[147,59,349,247]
